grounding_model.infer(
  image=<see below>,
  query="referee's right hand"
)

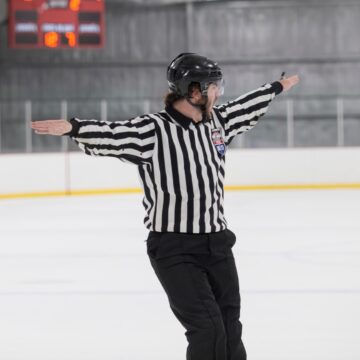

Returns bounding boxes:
[279,75,300,92]
[31,119,72,136]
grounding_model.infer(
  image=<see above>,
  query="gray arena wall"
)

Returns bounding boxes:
[0,0,360,153]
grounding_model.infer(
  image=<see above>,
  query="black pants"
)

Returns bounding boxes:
[146,229,246,360]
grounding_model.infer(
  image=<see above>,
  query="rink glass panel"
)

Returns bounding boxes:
[344,99,360,147]
[0,101,26,153]
[293,99,338,148]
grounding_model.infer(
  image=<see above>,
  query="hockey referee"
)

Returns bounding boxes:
[31,53,299,360]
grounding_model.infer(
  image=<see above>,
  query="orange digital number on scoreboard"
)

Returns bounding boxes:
[69,0,81,11]
[44,32,59,48]
[65,32,76,47]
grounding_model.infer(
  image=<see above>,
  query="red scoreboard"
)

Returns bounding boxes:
[8,0,105,48]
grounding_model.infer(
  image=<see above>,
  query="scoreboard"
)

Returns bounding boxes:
[8,0,105,48]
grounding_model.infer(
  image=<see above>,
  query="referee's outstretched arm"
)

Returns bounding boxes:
[214,74,299,145]
[31,115,156,165]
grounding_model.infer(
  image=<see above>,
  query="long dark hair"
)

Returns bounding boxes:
[164,82,200,107]
[164,91,184,107]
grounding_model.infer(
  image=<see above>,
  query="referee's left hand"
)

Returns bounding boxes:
[279,75,300,92]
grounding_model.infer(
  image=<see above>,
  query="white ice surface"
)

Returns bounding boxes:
[0,190,359,360]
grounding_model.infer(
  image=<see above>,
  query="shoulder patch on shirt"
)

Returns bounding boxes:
[211,128,226,157]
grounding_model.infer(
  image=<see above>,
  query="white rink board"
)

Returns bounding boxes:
[1,147,360,194]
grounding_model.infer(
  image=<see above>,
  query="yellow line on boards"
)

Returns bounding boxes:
[225,183,360,191]
[0,188,142,200]
[1,183,360,200]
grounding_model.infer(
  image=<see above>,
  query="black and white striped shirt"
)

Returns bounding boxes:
[67,81,283,233]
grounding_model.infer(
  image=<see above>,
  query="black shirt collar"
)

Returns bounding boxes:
[165,105,209,129]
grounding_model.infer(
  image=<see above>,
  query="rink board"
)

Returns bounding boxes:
[1,147,360,198]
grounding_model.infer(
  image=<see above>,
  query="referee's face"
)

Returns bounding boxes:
[189,82,221,119]
[203,83,219,117]
[207,83,220,103]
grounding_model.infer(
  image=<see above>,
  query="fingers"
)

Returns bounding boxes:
[288,75,300,84]
[32,122,50,134]
[31,119,63,127]
[31,121,49,130]
[31,123,48,130]
[32,119,63,124]
[291,74,300,82]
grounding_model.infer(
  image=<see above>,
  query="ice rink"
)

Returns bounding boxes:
[0,189,359,360]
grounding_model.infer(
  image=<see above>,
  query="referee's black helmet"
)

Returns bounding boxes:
[167,53,224,97]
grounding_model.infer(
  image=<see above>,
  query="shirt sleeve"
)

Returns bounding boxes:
[213,81,283,146]
[64,115,156,166]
